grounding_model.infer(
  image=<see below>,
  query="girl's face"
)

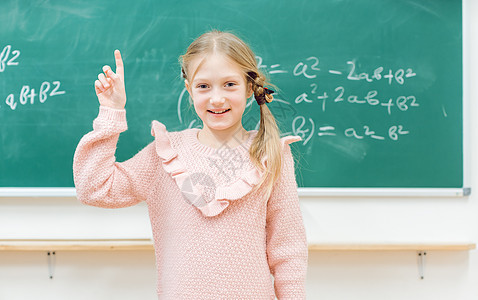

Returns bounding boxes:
[185,53,253,136]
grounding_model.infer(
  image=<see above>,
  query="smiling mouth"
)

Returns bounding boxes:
[208,109,231,114]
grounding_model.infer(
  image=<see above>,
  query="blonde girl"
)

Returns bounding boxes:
[74,30,307,299]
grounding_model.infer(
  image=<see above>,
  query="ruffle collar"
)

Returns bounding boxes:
[151,121,301,217]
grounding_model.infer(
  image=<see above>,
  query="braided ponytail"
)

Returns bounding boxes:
[247,72,282,198]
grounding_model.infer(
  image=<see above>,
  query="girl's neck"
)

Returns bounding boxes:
[197,125,250,150]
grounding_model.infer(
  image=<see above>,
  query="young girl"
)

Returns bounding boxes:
[73,30,308,299]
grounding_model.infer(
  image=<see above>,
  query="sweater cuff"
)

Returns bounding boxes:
[93,106,128,133]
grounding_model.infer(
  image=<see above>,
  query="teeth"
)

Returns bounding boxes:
[210,109,229,114]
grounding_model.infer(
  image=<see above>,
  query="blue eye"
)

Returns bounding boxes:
[197,84,208,89]
[225,82,236,87]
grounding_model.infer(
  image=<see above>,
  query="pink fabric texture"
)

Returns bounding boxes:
[73,106,308,299]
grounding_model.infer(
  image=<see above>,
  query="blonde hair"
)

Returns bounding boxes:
[179,30,283,198]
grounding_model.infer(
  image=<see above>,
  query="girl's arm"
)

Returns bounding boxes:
[73,50,160,208]
[266,142,308,299]
[73,106,160,208]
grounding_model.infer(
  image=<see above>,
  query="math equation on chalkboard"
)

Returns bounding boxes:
[0,44,66,111]
[176,55,421,146]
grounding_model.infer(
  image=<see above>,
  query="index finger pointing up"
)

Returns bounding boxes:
[114,49,124,79]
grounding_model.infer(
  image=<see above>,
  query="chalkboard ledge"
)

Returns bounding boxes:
[0,239,474,252]
[0,188,77,197]
[0,187,471,197]
[298,188,471,197]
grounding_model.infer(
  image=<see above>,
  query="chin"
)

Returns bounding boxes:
[202,120,239,131]
[205,125,231,131]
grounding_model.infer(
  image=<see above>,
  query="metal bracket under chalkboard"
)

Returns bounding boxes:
[298,187,471,197]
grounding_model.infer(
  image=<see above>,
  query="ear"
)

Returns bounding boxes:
[247,82,254,99]
[185,79,193,97]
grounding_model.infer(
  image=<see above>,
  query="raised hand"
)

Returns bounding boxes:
[95,50,126,109]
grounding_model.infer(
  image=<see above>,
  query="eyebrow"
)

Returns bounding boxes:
[193,75,243,83]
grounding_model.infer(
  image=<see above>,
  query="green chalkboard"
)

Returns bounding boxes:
[0,0,463,188]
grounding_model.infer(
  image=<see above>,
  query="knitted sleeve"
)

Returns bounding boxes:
[73,106,160,208]
[266,143,308,299]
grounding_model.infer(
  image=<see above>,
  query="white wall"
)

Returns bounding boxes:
[1,1,477,299]
[0,198,158,299]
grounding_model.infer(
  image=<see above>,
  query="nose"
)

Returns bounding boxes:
[209,89,225,106]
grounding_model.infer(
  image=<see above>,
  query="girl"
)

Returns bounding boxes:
[73,30,308,299]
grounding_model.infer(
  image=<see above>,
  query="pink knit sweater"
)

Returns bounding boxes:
[73,106,308,299]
